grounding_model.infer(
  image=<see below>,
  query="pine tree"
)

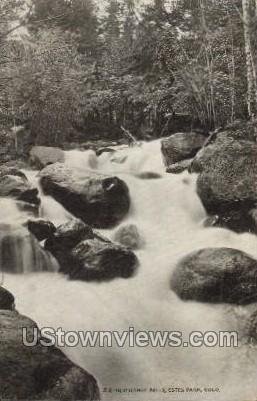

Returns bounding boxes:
[104,0,121,43]
[123,0,137,48]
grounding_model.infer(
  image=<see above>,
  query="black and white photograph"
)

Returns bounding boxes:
[1,0,257,400]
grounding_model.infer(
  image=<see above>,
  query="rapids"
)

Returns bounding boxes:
[2,140,257,400]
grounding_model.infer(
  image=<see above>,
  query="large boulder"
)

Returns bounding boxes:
[45,219,138,281]
[191,120,257,173]
[113,224,144,250]
[39,163,130,228]
[27,219,56,241]
[30,146,65,169]
[45,218,94,270]
[0,287,15,310]
[171,248,257,305]
[0,310,100,400]
[196,137,257,233]
[69,237,138,281]
[161,132,206,166]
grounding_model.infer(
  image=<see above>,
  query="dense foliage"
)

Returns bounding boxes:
[1,0,257,152]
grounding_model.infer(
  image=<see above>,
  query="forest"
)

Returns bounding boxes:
[1,0,257,162]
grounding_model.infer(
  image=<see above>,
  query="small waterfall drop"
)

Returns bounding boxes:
[0,188,58,274]
[0,224,58,274]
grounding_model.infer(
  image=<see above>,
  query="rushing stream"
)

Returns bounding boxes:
[2,140,257,400]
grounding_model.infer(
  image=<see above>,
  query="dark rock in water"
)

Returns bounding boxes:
[135,172,161,179]
[0,287,15,310]
[171,248,257,304]
[191,122,257,174]
[39,163,130,228]
[166,159,192,174]
[45,218,93,252]
[192,133,257,233]
[45,218,94,273]
[161,132,206,167]
[0,174,40,206]
[27,219,56,241]
[69,238,138,281]
[18,187,40,206]
[45,219,139,280]
[30,146,65,169]
[96,147,115,156]
[203,211,257,233]
[114,224,144,250]
[0,310,100,400]
[196,138,257,222]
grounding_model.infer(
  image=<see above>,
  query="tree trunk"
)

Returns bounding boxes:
[242,0,256,118]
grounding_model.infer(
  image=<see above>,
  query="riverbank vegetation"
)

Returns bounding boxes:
[1,0,257,160]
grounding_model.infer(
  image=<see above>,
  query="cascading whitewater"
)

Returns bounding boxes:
[0,224,58,274]
[0,198,58,274]
[3,140,257,401]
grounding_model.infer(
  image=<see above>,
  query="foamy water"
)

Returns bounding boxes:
[3,140,257,400]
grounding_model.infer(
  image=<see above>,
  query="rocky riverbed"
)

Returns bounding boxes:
[1,121,257,400]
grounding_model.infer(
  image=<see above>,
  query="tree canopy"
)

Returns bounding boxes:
[1,0,257,149]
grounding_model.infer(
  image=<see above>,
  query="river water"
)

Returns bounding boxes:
[2,140,257,400]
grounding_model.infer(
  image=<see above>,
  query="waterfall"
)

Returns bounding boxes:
[3,140,257,400]
[0,224,58,274]
[0,195,58,274]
